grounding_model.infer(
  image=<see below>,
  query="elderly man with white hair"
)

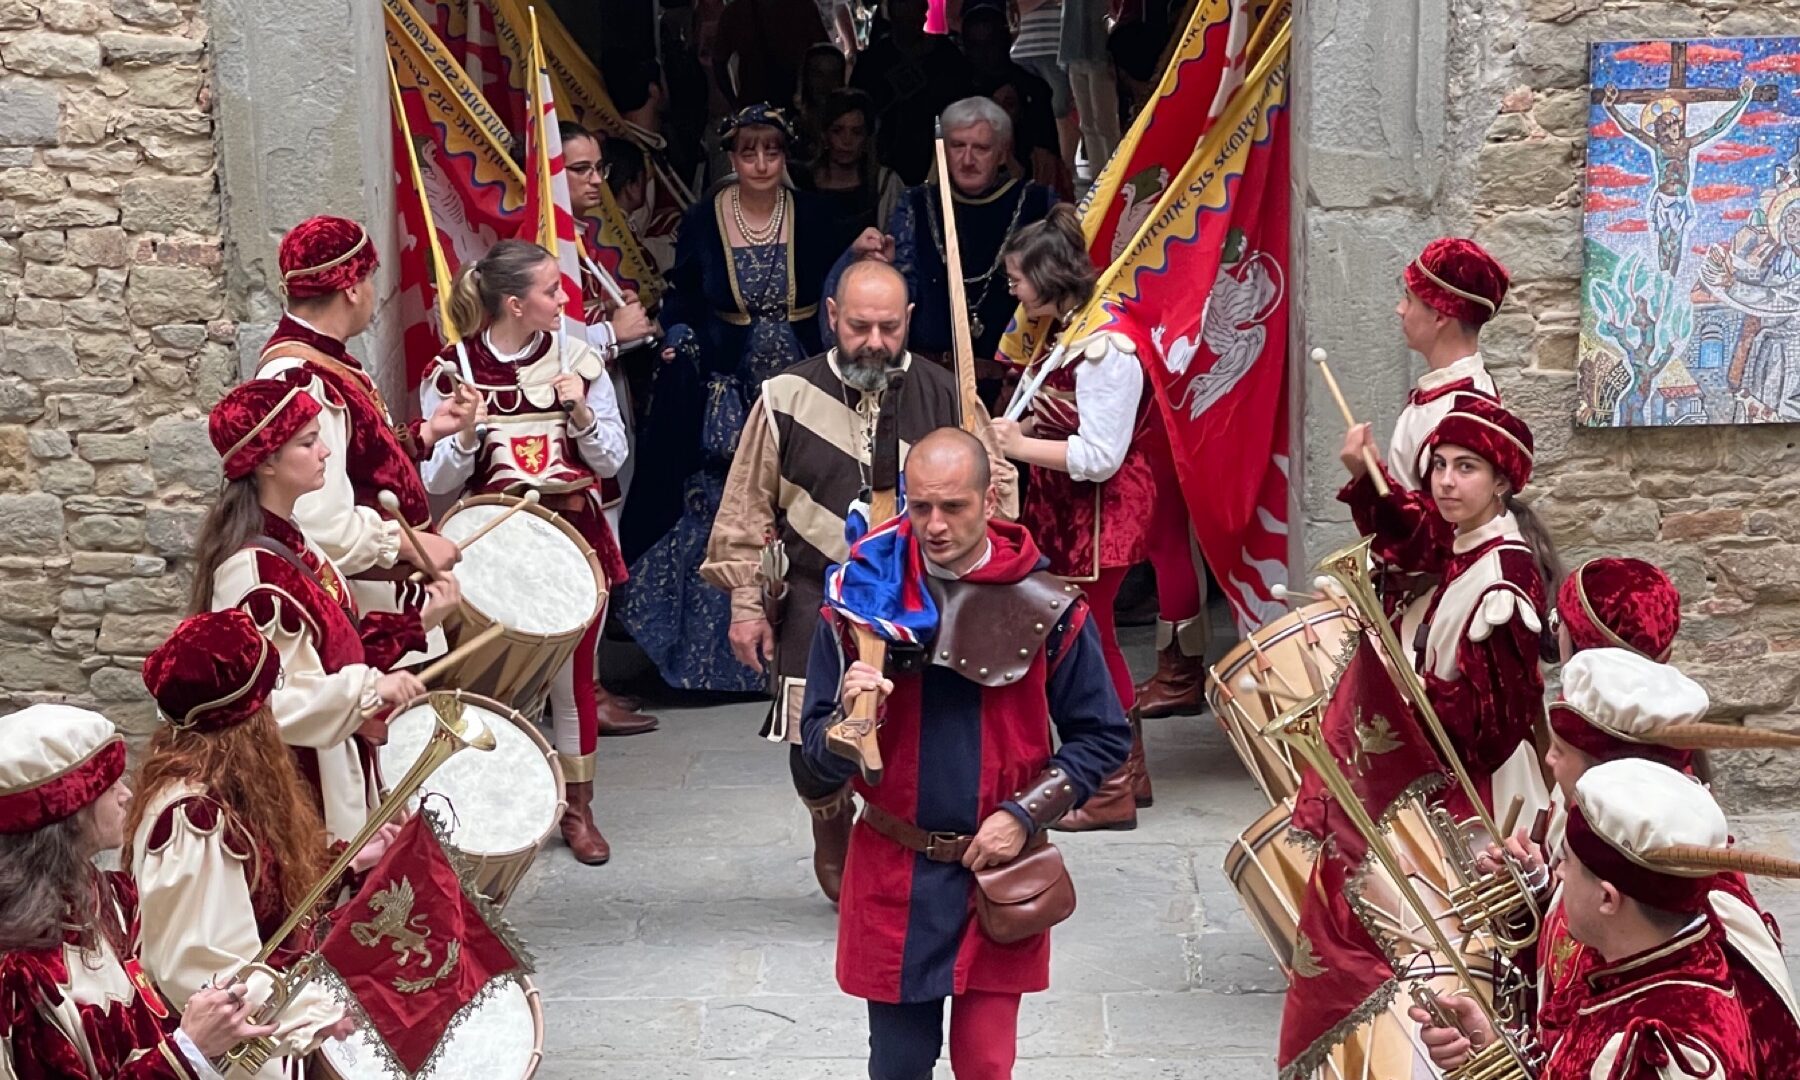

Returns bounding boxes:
[831,96,1057,402]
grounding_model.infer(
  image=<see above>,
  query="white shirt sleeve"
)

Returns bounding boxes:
[583,318,619,356]
[260,359,401,575]
[417,373,478,495]
[1063,343,1145,483]
[171,1030,226,1080]
[571,365,629,479]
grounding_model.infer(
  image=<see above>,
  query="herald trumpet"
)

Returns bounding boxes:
[1312,536,1543,955]
[1264,696,1540,1080]
[215,691,497,1075]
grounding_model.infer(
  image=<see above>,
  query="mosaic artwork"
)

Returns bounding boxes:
[1580,37,1800,426]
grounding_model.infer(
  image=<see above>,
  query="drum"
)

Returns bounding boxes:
[318,977,543,1080]
[436,494,605,711]
[1207,600,1359,804]
[1223,801,1314,974]
[380,692,564,909]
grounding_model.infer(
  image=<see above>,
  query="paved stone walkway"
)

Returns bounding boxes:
[503,625,1800,1079]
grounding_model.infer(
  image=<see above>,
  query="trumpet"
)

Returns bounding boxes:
[1313,537,1543,954]
[1264,695,1541,1080]
[215,692,497,1075]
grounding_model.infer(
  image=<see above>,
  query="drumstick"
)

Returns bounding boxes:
[1498,794,1526,843]
[413,624,506,686]
[1311,348,1391,497]
[378,490,446,580]
[456,490,541,551]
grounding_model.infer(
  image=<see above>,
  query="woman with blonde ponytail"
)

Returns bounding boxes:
[418,238,632,866]
[987,202,1158,832]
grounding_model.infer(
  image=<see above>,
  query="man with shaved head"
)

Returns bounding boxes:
[703,259,1013,904]
[798,424,1131,1078]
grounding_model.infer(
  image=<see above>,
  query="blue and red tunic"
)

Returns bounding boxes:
[800,521,1131,1003]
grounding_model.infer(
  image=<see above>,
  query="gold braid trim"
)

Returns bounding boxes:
[1571,561,1654,659]
[282,230,370,282]
[223,386,309,469]
[1276,974,1401,1080]
[1411,257,1498,314]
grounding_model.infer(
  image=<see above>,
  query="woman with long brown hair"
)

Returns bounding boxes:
[0,704,274,1078]
[419,238,629,866]
[988,203,1157,832]
[128,610,379,1079]
[193,377,458,843]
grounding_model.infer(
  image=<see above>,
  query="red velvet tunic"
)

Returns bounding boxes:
[1546,913,1756,1080]
[1020,354,1156,581]
[0,873,193,1080]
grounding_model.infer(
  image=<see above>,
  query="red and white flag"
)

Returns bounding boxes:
[518,7,587,341]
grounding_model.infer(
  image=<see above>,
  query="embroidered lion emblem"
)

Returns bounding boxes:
[350,877,433,968]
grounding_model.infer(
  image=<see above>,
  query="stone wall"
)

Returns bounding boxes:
[1302,0,1800,810]
[0,0,228,734]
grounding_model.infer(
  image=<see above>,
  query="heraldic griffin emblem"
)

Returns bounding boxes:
[351,877,434,968]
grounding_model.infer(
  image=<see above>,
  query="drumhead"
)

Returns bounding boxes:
[380,697,561,855]
[321,978,537,1080]
[439,503,598,635]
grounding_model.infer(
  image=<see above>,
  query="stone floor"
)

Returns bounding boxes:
[499,623,1800,1079]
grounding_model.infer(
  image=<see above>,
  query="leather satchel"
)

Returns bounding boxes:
[972,837,1076,944]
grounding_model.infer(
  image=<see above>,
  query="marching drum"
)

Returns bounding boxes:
[1207,600,1359,804]
[380,692,564,908]
[319,977,544,1080]
[436,494,605,711]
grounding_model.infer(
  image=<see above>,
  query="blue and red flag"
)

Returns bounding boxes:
[823,494,939,646]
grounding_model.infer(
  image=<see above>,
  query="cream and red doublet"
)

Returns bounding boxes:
[1385,353,1497,492]
[211,512,424,841]
[131,787,340,1080]
[0,874,195,1080]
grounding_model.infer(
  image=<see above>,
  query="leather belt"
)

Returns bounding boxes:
[861,803,973,864]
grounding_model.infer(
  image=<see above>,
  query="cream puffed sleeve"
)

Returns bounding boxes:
[131,789,344,1079]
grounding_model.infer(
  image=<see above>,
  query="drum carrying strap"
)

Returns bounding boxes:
[243,535,357,619]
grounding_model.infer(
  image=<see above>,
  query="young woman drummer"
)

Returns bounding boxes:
[1338,395,1562,825]
[988,204,1158,832]
[417,238,630,867]
[193,378,459,844]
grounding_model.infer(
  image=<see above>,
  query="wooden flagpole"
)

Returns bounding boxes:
[932,120,986,435]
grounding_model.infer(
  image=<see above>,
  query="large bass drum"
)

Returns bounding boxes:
[380,692,563,909]
[318,977,543,1080]
[435,494,605,712]
[1207,600,1359,804]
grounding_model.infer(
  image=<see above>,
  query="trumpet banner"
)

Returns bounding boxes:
[316,812,530,1076]
[1276,850,1399,1080]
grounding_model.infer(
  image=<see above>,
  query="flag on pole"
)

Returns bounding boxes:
[1047,20,1293,632]
[384,0,526,386]
[996,0,1282,367]
[520,7,589,340]
[1275,850,1400,1080]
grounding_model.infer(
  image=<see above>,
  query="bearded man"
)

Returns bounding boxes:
[703,258,1014,903]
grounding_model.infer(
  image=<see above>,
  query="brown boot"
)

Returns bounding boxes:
[801,786,855,902]
[559,780,611,865]
[595,682,659,737]
[1133,616,1209,719]
[1127,710,1153,808]
[1051,764,1138,832]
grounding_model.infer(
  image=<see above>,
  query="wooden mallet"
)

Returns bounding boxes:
[377,490,446,580]
[1311,348,1390,497]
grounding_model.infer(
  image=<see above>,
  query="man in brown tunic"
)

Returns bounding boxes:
[702,259,1014,902]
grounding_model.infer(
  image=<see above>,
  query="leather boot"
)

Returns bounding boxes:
[1133,616,1209,719]
[595,682,659,737]
[1127,710,1153,808]
[559,780,611,865]
[1051,764,1138,832]
[801,786,855,903]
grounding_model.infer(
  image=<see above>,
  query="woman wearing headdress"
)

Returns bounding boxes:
[620,103,835,693]
[988,204,1158,832]
[419,238,631,867]
[129,610,379,1080]
[0,704,275,1078]
[191,378,460,844]
[1339,396,1562,824]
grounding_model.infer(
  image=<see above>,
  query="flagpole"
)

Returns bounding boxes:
[931,119,984,435]
[387,54,462,344]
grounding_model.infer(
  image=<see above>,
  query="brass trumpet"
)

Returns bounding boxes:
[1313,537,1543,954]
[215,692,497,1075]
[1264,695,1541,1080]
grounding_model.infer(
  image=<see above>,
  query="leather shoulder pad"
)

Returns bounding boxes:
[927,571,1082,687]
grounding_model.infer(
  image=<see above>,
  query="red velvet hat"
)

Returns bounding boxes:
[209,377,321,480]
[1557,557,1680,662]
[143,610,281,734]
[0,705,126,834]
[279,215,378,299]
[1404,238,1510,327]
[1426,395,1534,493]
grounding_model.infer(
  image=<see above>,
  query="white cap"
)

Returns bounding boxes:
[1559,647,1709,740]
[0,704,124,834]
[1575,757,1728,870]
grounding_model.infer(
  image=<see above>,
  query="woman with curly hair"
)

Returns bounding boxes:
[0,704,274,1077]
[126,610,398,1079]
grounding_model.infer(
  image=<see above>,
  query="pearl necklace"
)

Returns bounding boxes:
[732,186,787,246]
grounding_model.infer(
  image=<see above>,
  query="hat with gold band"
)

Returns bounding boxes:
[209,376,322,480]
[0,705,126,834]
[143,610,282,734]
